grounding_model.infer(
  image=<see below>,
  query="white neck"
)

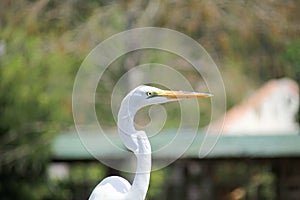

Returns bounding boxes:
[117,96,151,200]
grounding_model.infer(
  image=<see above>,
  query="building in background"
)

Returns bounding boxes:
[215,78,299,135]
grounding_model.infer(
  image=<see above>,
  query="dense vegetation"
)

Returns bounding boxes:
[0,0,299,199]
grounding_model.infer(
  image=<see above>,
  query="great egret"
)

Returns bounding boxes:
[89,85,212,200]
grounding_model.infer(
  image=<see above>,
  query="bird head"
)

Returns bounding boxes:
[118,85,213,153]
[127,85,213,111]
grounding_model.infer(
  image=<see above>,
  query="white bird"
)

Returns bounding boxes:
[89,85,212,200]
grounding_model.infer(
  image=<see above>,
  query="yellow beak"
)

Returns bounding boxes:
[157,90,213,99]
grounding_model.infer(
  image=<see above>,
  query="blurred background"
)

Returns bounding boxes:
[0,0,300,199]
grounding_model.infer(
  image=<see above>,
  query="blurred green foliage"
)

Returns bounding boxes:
[214,162,275,199]
[0,1,80,199]
[46,163,107,200]
[0,0,299,199]
[281,39,300,80]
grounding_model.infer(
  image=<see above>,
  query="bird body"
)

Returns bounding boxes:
[89,176,131,200]
[89,85,212,200]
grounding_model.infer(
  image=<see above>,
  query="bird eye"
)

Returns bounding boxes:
[146,92,152,96]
